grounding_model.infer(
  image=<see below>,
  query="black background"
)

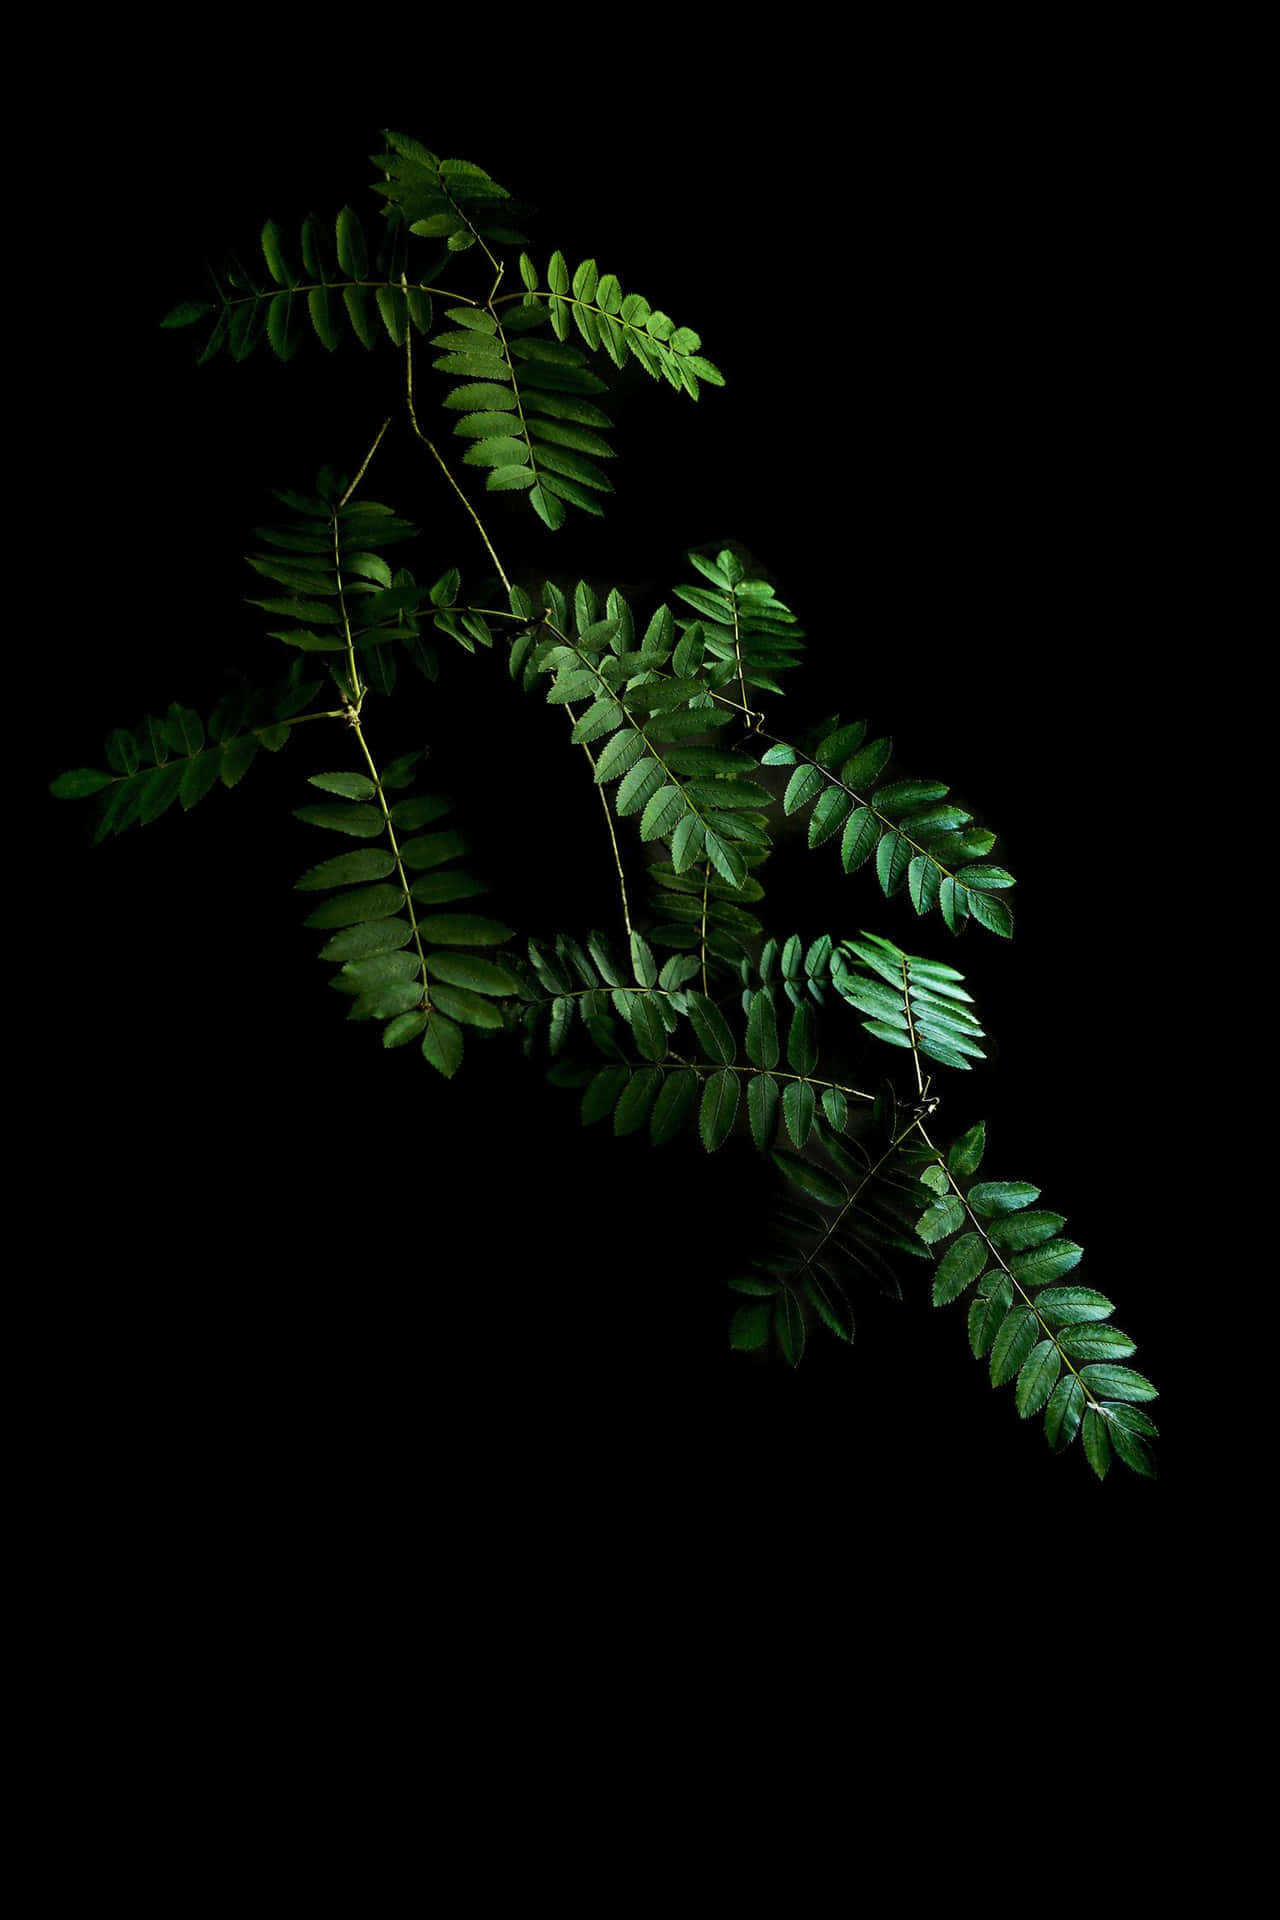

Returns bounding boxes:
[32,38,1206,1626]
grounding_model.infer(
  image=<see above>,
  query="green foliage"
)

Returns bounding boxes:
[51,126,1156,1483]
[905,1122,1158,1477]
[763,717,1014,934]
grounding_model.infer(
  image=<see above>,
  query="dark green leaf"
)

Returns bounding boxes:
[989,1306,1038,1386]
[1078,1364,1159,1403]
[700,1069,740,1151]
[932,1232,985,1305]
[650,1068,698,1146]
[968,1180,1041,1215]
[1015,1341,1061,1418]
[1045,1374,1086,1452]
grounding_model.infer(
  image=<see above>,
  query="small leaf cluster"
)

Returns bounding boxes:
[831,932,986,1070]
[509,574,774,889]
[911,1122,1158,1476]
[161,199,439,363]
[247,484,437,694]
[50,661,319,841]
[295,754,519,1077]
[520,250,724,396]
[431,300,618,529]
[763,719,1014,936]
[730,1103,938,1365]
[671,550,805,700]
[370,130,525,251]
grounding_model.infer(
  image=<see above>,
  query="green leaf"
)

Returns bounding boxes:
[335,204,368,279]
[745,987,779,1071]
[989,1306,1038,1387]
[876,830,911,896]
[1044,1374,1086,1452]
[986,1210,1066,1250]
[302,884,406,929]
[650,1068,698,1146]
[803,1270,853,1343]
[687,992,736,1065]
[748,1072,779,1150]
[931,1232,986,1305]
[629,931,657,988]
[293,802,385,837]
[772,1150,845,1209]
[967,890,1014,938]
[296,849,396,890]
[782,1078,815,1149]
[1082,1407,1111,1480]
[699,1069,740,1151]
[947,1122,985,1182]
[1078,1364,1159,1403]
[416,914,512,946]
[1015,1340,1061,1418]
[319,918,414,962]
[840,809,879,873]
[917,1196,966,1243]
[51,767,114,798]
[425,951,520,995]
[614,1067,663,1135]
[784,765,825,815]
[968,1277,1013,1358]
[1033,1287,1115,1324]
[968,1180,1041,1216]
[842,737,891,789]
[775,1291,805,1367]
[422,1012,464,1078]
[1008,1240,1084,1286]
[1058,1324,1136,1361]
[786,1001,816,1075]
[627,994,669,1063]
[308,771,378,800]
[730,1302,772,1351]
